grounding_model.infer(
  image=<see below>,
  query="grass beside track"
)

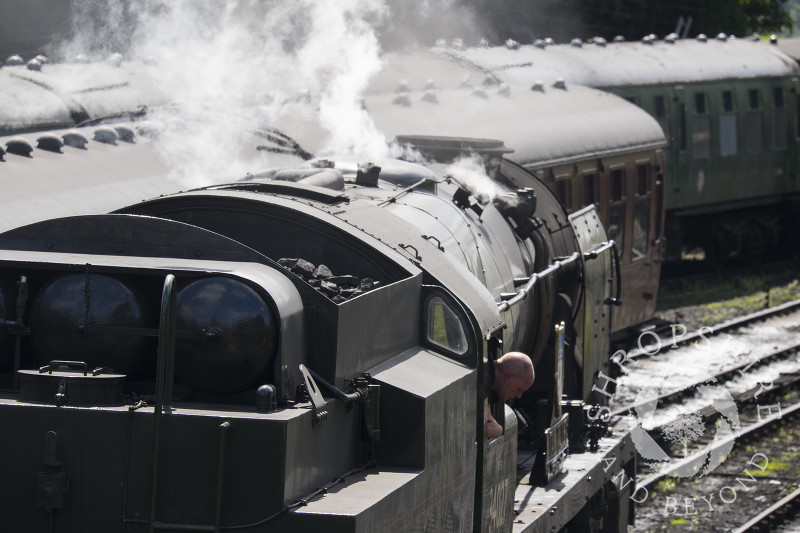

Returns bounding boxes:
[656,261,800,328]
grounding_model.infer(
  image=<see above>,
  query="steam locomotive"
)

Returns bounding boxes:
[0,124,636,531]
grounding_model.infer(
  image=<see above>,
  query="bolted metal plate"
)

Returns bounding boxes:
[569,205,612,402]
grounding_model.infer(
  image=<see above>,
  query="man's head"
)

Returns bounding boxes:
[494,351,534,403]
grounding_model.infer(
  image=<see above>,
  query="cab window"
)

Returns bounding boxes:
[425,294,469,359]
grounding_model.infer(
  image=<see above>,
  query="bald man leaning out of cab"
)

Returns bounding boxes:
[486,352,534,439]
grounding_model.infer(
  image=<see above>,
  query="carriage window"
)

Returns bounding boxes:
[654,95,666,118]
[636,165,650,195]
[426,295,468,357]
[632,165,651,261]
[608,168,626,261]
[749,89,761,110]
[610,169,625,201]
[746,89,763,153]
[556,180,572,211]
[653,95,669,136]
[691,92,710,159]
[774,87,785,108]
[720,90,738,157]
[608,205,625,261]
[773,87,787,150]
[581,174,597,207]
[796,94,800,139]
[722,91,734,113]
[694,93,707,114]
[679,103,687,151]
[632,198,650,261]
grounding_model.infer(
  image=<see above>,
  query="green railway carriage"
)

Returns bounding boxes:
[452,35,800,264]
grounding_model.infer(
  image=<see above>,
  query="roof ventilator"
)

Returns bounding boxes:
[62,131,89,149]
[422,91,439,104]
[483,75,501,87]
[36,134,64,153]
[93,127,119,145]
[6,138,34,157]
[114,125,136,143]
[553,78,567,90]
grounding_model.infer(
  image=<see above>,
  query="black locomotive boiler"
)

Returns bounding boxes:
[0,141,635,532]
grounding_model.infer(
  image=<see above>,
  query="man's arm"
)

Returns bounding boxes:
[486,405,502,439]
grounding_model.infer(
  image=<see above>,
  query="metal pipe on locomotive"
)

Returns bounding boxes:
[0,136,632,532]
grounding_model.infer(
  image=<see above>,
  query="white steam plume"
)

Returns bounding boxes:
[62,0,390,187]
[445,153,502,204]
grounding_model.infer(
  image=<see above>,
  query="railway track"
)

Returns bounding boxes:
[732,486,800,532]
[629,395,800,532]
[607,298,800,531]
[611,298,800,413]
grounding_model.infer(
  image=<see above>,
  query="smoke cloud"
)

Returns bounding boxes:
[54,1,503,187]
[58,0,390,187]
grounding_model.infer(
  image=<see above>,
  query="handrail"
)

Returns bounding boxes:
[497,252,581,312]
[150,274,177,533]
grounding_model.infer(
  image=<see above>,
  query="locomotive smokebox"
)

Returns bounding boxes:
[29,273,155,377]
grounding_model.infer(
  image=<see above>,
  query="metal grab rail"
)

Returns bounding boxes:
[496,240,619,313]
[583,240,621,306]
[497,252,581,312]
[150,274,177,533]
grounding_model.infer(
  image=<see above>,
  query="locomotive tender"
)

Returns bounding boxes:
[0,126,635,531]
